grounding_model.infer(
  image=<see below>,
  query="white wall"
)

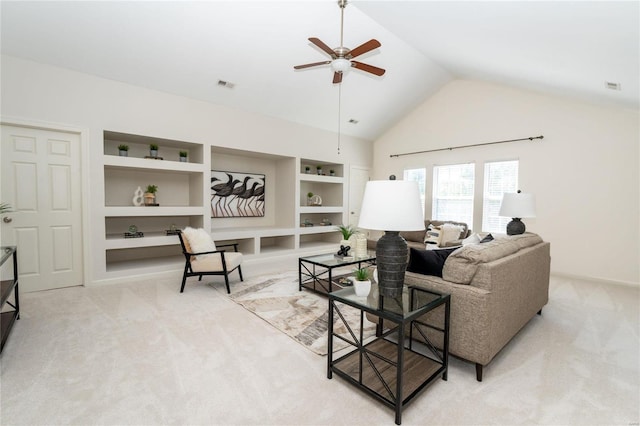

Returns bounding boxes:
[373,80,639,286]
[1,55,373,283]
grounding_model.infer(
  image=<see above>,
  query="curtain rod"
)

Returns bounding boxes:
[389,135,544,158]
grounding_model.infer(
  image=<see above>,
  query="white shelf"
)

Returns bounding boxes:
[105,255,183,274]
[105,233,180,249]
[298,226,338,235]
[104,206,204,217]
[104,155,205,173]
[299,206,343,214]
[299,174,343,183]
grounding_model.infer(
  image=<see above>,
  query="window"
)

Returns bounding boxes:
[403,168,426,216]
[432,163,474,229]
[482,160,519,233]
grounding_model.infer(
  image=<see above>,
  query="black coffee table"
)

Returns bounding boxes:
[298,252,376,295]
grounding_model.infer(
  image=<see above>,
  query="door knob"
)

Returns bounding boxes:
[2,217,12,223]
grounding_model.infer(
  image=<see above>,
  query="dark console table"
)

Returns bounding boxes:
[328,284,450,425]
[1,246,19,353]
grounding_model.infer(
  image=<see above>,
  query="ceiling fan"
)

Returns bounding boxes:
[294,0,386,84]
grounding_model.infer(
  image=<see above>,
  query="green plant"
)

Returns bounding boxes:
[145,184,158,194]
[305,166,310,171]
[179,151,188,158]
[307,192,314,198]
[149,144,159,150]
[0,202,12,214]
[337,224,356,240]
[117,144,129,151]
[316,165,322,170]
[330,169,335,174]
[354,268,370,281]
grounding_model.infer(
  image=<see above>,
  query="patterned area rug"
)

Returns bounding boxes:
[227,271,377,355]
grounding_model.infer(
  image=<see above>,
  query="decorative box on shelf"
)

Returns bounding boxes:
[124,232,144,238]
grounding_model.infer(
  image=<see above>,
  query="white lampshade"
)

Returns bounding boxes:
[331,58,351,73]
[358,180,425,231]
[499,192,536,218]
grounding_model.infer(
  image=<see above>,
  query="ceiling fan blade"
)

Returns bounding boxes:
[348,39,381,59]
[309,37,337,58]
[351,61,386,76]
[333,72,343,84]
[294,61,331,70]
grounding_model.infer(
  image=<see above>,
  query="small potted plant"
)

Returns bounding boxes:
[307,192,314,206]
[118,144,129,157]
[149,143,159,157]
[179,151,188,162]
[329,169,335,176]
[353,267,371,297]
[316,165,322,175]
[144,184,158,205]
[304,166,311,174]
[337,224,356,247]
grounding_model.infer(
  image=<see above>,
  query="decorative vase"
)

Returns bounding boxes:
[144,193,156,205]
[150,149,158,157]
[353,279,371,297]
[317,168,322,175]
[119,150,128,157]
[132,186,144,206]
[179,157,187,162]
[354,234,368,257]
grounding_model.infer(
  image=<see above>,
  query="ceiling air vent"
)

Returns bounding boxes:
[605,81,621,91]
[348,119,359,124]
[217,80,235,89]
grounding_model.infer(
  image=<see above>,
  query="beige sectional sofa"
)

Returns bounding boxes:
[369,232,550,381]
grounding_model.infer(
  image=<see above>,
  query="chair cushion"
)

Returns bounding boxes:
[190,251,243,273]
[181,227,216,259]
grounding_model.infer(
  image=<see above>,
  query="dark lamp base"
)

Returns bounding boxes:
[375,231,408,297]
[506,218,526,235]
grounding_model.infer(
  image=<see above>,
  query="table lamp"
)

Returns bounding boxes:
[498,190,536,235]
[357,176,424,297]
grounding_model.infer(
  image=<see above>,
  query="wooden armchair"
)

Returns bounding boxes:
[177,229,243,294]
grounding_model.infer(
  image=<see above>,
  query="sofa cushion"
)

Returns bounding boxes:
[407,247,458,277]
[443,233,543,284]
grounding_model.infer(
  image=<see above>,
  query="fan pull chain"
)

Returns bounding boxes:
[337,83,342,155]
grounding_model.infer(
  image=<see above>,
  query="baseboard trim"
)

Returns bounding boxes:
[551,272,639,288]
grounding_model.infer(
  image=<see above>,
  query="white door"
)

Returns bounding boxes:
[1,125,83,292]
[348,166,370,234]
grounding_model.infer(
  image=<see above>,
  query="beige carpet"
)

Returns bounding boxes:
[226,271,377,355]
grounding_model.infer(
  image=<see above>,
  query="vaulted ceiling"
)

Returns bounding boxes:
[2,1,638,141]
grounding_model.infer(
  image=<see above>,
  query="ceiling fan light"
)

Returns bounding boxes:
[331,58,351,73]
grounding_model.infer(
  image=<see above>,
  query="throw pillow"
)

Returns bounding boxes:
[439,223,464,246]
[480,233,494,243]
[462,233,481,246]
[406,247,458,277]
[424,224,441,246]
[182,227,216,259]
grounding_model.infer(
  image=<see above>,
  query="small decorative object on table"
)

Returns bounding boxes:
[334,244,353,260]
[118,144,129,157]
[125,224,144,238]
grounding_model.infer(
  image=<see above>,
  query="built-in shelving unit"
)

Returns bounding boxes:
[101,131,206,277]
[97,132,350,282]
